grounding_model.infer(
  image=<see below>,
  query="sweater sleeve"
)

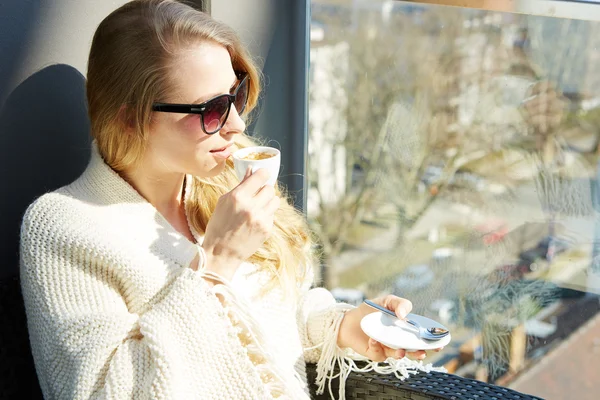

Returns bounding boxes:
[295,266,352,359]
[298,287,353,363]
[296,269,358,400]
[19,208,265,399]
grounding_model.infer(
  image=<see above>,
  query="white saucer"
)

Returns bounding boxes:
[360,312,452,352]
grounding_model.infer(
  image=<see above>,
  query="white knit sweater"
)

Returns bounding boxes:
[19,145,353,400]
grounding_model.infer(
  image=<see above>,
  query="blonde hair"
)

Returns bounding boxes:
[86,0,314,296]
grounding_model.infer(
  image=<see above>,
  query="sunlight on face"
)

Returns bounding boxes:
[146,41,246,178]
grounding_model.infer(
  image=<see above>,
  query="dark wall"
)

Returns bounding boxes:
[0,0,41,109]
[0,1,139,281]
[0,2,98,280]
[0,65,92,279]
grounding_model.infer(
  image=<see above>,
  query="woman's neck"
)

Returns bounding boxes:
[123,163,187,222]
[120,155,196,243]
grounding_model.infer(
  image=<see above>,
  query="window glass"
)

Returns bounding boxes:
[308,1,600,397]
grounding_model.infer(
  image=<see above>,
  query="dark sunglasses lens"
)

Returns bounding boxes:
[234,78,249,114]
[202,96,230,133]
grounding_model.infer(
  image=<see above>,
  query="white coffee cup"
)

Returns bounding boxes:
[232,146,281,186]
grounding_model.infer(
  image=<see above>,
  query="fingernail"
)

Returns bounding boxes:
[369,338,376,346]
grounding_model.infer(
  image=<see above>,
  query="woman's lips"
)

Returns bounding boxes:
[210,144,233,159]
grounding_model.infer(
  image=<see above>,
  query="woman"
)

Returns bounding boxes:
[20,1,433,399]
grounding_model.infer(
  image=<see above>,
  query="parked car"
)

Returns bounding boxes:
[518,249,545,271]
[393,264,435,295]
[518,235,571,270]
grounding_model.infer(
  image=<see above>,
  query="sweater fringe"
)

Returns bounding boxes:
[312,305,447,400]
[202,270,309,399]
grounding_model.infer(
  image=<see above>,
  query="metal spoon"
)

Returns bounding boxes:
[363,300,449,341]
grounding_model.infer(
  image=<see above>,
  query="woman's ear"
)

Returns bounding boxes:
[117,104,137,134]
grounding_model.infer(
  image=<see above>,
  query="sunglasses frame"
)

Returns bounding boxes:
[152,72,249,134]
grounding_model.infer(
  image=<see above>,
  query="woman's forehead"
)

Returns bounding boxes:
[170,42,237,103]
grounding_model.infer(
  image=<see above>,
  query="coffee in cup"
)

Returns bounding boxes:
[232,146,281,186]
[241,152,276,161]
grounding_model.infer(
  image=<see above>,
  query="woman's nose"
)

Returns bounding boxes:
[222,104,246,134]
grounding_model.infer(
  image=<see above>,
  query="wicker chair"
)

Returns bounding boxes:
[0,275,542,400]
[305,363,543,400]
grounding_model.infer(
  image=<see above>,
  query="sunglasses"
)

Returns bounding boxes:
[152,72,249,135]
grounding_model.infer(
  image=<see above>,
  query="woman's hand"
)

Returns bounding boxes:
[337,295,441,362]
[200,168,280,280]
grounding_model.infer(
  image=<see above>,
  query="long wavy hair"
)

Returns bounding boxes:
[86,0,313,297]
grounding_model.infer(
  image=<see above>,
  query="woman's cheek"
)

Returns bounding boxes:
[180,115,205,137]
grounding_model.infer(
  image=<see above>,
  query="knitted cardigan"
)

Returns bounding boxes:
[20,145,438,400]
[19,144,358,400]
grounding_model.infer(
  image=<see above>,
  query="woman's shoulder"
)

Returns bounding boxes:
[21,186,100,242]
[20,186,147,273]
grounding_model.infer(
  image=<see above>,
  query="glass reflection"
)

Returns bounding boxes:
[308,1,600,397]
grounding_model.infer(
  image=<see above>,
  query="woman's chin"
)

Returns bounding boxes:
[195,160,227,178]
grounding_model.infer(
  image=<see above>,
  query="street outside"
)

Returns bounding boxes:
[329,177,599,380]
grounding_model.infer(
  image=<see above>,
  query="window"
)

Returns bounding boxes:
[308,1,600,398]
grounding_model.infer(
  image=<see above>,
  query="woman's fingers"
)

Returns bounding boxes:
[234,168,270,195]
[264,194,281,215]
[366,338,387,362]
[252,183,280,218]
[388,347,406,359]
[366,295,412,319]
[367,339,434,362]
[395,348,407,358]
[381,295,413,319]
[367,339,413,361]
[406,350,427,360]
[253,183,276,208]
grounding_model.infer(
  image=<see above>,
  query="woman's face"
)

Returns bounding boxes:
[145,42,246,178]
